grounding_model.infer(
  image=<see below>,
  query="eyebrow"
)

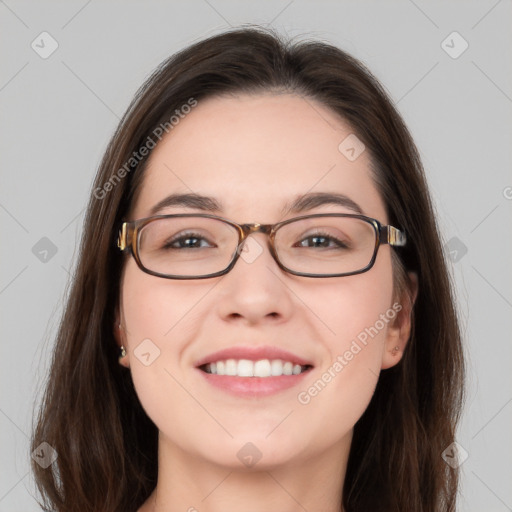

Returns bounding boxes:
[282,192,364,216]
[149,191,364,217]
[149,193,222,216]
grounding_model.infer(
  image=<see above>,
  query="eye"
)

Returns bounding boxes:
[163,231,216,249]
[295,232,350,249]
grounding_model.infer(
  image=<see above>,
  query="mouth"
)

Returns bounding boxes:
[199,359,313,377]
[194,346,314,397]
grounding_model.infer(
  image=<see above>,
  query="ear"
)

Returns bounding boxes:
[381,271,418,370]
[114,307,130,369]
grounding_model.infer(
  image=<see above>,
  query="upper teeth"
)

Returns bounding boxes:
[204,359,307,377]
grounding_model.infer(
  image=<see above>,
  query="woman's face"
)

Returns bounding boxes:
[117,93,411,470]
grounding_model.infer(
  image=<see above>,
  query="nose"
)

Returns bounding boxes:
[214,233,295,326]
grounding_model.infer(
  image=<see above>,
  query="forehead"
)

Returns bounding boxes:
[130,93,387,222]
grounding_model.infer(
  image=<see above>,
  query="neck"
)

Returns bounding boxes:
[144,432,351,512]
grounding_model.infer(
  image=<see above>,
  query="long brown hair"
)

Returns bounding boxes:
[31,26,464,512]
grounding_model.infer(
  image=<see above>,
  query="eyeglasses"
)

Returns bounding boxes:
[117,213,406,279]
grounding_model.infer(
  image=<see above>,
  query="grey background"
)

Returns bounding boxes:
[1,1,511,510]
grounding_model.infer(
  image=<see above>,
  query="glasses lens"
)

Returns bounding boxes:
[138,217,239,277]
[274,216,377,275]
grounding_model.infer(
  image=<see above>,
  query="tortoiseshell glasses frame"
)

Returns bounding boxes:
[117,213,407,279]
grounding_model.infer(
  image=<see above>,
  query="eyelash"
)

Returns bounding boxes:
[163,231,214,249]
[294,231,349,249]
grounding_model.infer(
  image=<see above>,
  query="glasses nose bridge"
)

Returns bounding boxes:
[239,222,274,239]
[237,223,277,263]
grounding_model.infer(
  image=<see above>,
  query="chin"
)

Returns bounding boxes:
[218,433,311,469]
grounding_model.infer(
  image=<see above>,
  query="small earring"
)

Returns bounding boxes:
[392,345,400,355]
[119,345,127,358]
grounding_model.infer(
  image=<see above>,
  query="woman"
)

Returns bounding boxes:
[31,26,465,512]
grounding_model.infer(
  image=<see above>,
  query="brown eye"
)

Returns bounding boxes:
[163,232,214,250]
[295,233,349,249]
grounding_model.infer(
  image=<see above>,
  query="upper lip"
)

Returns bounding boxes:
[195,345,314,368]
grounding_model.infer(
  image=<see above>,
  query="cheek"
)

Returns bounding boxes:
[120,263,212,448]
[119,261,204,401]
[120,260,207,345]
[304,248,394,355]
[293,251,394,422]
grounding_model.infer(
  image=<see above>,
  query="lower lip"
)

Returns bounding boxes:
[196,368,312,397]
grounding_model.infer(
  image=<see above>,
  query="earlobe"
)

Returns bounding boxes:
[117,329,130,369]
[381,336,404,370]
[114,311,130,368]
[381,271,418,370]
[118,344,130,368]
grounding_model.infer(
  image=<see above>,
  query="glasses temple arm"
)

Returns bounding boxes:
[117,222,131,251]
[380,225,407,247]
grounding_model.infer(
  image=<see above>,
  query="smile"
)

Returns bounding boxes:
[200,358,312,377]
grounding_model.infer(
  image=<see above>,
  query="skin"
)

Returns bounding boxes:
[114,93,418,512]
